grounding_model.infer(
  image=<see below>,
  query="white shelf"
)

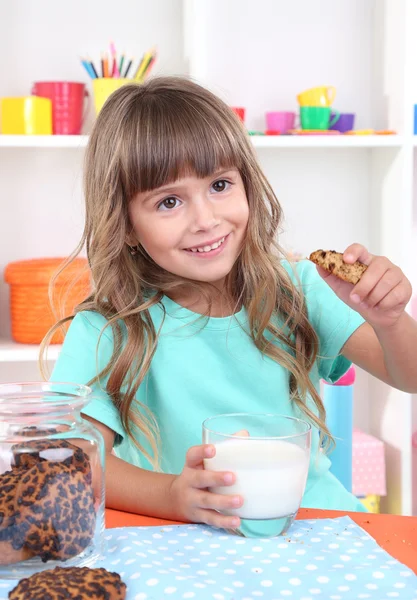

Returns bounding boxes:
[0,135,89,148]
[0,134,404,149]
[0,339,61,363]
[251,135,405,148]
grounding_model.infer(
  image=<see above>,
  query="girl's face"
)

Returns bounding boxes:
[128,168,249,285]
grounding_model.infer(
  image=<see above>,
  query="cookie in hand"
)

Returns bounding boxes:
[309,249,367,285]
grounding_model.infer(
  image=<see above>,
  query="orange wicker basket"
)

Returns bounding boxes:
[4,257,91,344]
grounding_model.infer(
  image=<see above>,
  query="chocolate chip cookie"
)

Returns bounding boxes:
[8,566,126,599]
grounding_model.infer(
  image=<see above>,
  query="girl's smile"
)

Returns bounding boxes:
[183,233,229,257]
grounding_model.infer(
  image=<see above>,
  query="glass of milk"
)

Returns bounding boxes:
[203,413,311,538]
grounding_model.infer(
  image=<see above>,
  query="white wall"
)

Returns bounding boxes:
[193,0,380,132]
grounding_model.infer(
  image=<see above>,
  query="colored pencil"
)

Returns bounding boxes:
[110,41,120,78]
[138,55,153,81]
[101,53,105,78]
[133,52,146,79]
[134,50,152,81]
[123,58,133,78]
[118,54,125,76]
[81,59,95,79]
[103,53,109,78]
[87,57,98,79]
[143,54,156,80]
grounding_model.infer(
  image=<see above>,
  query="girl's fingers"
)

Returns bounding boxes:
[361,269,403,308]
[350,260,390,303]
[193,468,236,489]
[185,444,215,468]
[194,508,241,530]
[343,243,373,265]
[375,282,410,311]
[197,489,243,511]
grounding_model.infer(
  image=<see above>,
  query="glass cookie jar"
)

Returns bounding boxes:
[0,382,105,579]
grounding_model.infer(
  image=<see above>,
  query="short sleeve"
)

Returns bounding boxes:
[283,259,365,383]
[50,311,126,446]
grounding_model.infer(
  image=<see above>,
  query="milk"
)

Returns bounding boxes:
[204,438,309,520]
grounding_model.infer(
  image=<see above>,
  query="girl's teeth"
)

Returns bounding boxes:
[189,237,225,253]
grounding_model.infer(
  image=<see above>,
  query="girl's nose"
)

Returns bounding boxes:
[190,198,220,233]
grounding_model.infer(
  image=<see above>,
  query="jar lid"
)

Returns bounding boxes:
[4,257,90,286]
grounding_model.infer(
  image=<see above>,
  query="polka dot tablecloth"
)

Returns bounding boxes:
[1,517,415,599]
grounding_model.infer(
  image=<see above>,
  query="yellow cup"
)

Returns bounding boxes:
[297,86,336,107]
[0,96,52,134]
[92,78,134,114]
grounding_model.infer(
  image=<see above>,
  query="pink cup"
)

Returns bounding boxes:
[266,111,296,134]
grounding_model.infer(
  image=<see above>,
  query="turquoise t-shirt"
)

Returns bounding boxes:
[51,260,366,512]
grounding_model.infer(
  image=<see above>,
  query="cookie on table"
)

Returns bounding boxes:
[309,249,368,285]
[14,461,96,562]
[8,566,127,599]
[0,468,33,565]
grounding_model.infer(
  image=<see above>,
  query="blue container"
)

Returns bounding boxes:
[322,366,355,492]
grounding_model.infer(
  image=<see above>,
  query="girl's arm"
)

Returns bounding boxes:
[317,243,417,393]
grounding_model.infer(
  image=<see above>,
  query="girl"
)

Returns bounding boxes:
[46,76,416,532]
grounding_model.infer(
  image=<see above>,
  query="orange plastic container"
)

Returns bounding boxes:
[4,257,91,344]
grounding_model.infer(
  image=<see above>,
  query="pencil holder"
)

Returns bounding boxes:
[92,78,132,114]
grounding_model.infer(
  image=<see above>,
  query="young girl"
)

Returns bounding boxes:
[46,76,416,532]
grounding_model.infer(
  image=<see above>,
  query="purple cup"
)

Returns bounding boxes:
[265,111,296,134]
[329,112,355,133]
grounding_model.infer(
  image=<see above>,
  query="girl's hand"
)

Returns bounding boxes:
[317,243,412,330]
[168,444,243,529]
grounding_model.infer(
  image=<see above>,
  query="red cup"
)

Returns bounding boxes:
[31,81,89,135]
[231,107,246,123]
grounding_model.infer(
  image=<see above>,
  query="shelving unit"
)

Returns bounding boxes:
[1,0,417,517]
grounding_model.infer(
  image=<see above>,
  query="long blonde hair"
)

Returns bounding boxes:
[41,76,332,467]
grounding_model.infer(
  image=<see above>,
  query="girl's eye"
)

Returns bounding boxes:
[211,179,231,193]
[158,197,181,211]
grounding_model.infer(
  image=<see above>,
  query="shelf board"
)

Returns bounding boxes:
[0,339,61,363]
[0,134,404,149]
[0,135,89,148]
[251,134,405,148]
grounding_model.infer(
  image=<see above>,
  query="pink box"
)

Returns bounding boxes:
[352,428,386,496]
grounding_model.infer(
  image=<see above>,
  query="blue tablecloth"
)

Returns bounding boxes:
[1,516,416,599]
